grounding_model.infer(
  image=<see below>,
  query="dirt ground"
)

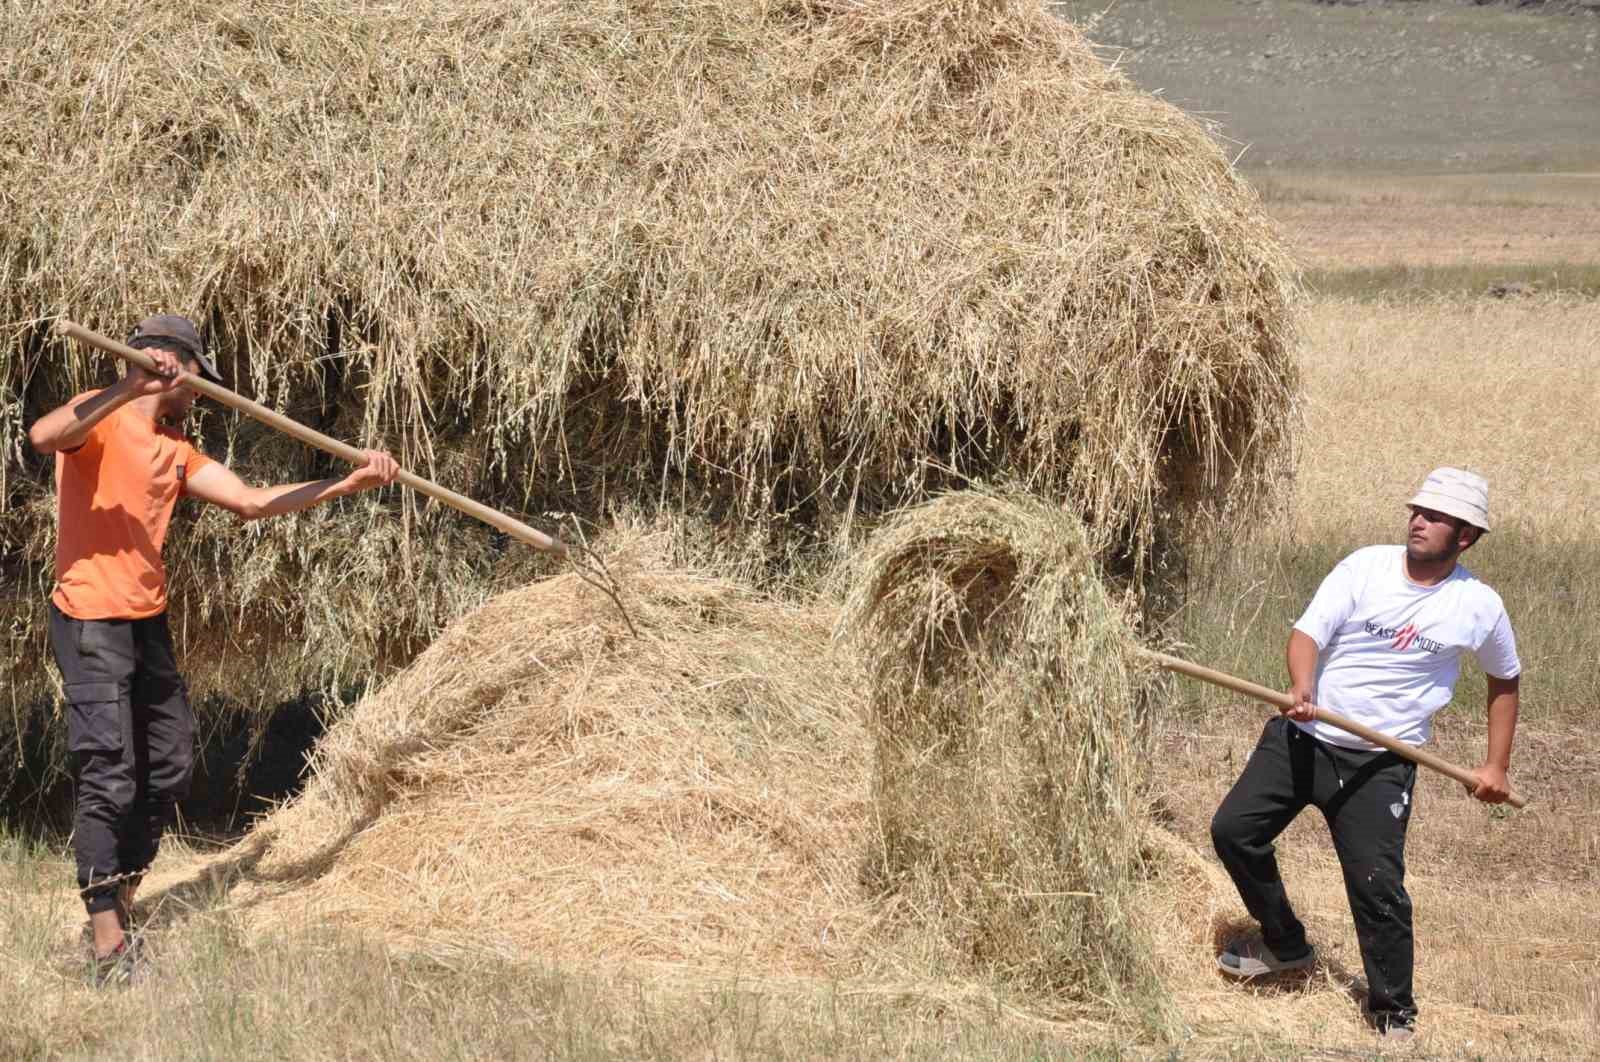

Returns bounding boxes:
[1261,172,1600,268]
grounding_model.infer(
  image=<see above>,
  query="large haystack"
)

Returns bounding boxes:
[223,542,876,975]
[842,489,1163,1014]
[1,0,1298,714]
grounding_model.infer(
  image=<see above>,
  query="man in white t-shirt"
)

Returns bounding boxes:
[1210,468,1521,1043]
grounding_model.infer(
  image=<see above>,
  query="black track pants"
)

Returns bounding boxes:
[1211,716,1419,1029]
[47,602,195,915]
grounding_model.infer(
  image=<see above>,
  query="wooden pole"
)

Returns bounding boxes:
[55,318,570,556]
[1137,647,1527,809]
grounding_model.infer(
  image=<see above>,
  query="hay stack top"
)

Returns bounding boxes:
[3,0,1298,567]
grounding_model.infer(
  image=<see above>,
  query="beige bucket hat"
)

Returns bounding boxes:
[1408,467,1490,532]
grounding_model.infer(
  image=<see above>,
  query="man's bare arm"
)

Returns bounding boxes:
[184,451,400,521]
[1283,628,1320,723]
[1468,674,1519,804]
[27,349,185,454]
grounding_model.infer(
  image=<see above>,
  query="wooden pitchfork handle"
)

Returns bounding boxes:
[55,318,636,637]
[1138,648,1527,809]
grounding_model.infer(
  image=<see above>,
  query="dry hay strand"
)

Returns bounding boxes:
[1,0,1299,714]
[227,536,876,976]
[841,488,1169,1022]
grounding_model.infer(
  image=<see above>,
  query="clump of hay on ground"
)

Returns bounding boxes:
[841,489,1165,1018]
[0,0,1299,716]
[226,539,875,974]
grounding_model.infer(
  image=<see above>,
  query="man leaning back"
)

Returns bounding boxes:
[1209,467,1520,1043]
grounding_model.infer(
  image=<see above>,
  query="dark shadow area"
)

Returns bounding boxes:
[183,693,327,833]
[1,692,328,840]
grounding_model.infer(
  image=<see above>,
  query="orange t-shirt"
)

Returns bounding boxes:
[51,394,214,620]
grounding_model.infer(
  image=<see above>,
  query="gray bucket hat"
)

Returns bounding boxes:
[1407,467,1490,532]
[127,314,223,383]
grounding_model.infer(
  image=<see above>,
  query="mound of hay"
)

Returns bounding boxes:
[842,489,1163,1015]
[225,543,875,974]
[0,0,1298,714]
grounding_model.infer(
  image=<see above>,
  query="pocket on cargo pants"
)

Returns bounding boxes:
[65,682,125,754]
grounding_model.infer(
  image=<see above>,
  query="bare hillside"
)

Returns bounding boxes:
[1056,0,1600,170]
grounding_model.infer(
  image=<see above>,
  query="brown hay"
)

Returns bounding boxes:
[226,537,877,975]
[1,0,1299,715]
[841,488,1167,1021]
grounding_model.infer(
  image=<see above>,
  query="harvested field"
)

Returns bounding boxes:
[15,0,1597,1058]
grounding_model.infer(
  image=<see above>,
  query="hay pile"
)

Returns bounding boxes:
[196,496,1192,1027]
[0,0,1298,715]
[842,489,1163,1014]
[226,540,876,974]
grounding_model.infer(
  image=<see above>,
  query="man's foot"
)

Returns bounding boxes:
[1216,937,1315,978]
[90,937,146,989]
[1377,1019,1417,1045]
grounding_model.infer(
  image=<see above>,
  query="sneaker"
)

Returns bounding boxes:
[1217,938,1315,978]
[90,937,146,989]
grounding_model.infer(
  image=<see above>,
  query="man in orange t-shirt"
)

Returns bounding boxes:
[29,314,399,983]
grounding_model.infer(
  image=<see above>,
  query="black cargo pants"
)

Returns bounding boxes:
[47,602,195,915]
[1211,715,1419,1031]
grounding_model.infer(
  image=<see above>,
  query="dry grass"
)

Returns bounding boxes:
[841,489,1164,1022]
[1292,294,1600,543]
[0,0,1299,721]
[1256,171,1600,210]
[1,831,1139,1061]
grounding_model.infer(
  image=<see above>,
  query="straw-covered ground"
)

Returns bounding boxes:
[0,0,1298,727]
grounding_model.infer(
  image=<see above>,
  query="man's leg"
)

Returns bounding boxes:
[47,605,138,958]
[1210,716,1316,957]
[122,613,196,887]
[1321,748,1419,1032]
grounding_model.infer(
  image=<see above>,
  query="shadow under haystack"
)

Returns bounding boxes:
[843,489,1165,1017]
[1,0,1298,716]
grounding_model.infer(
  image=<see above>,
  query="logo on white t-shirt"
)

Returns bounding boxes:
[1362,619,1445,654]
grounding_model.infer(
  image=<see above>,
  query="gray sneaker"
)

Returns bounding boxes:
[1217,938,1315,978]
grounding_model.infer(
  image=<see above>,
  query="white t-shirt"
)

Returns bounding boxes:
[1292,545,1520,750]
